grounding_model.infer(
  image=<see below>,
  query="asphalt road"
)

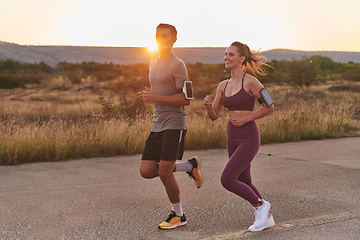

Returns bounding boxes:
[0,137,359,239]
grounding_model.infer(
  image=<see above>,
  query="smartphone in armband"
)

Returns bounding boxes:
[183,81,194,100]
[259,87,274,107]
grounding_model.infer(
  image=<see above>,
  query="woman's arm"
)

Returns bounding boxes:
[230,104,274,126]
[229,78,274,126]
[203,81,226,121]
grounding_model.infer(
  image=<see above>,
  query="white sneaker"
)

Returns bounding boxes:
[248,214,275,232]
[253,200,271,228]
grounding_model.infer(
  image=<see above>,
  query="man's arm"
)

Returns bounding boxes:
[137,87,190,106]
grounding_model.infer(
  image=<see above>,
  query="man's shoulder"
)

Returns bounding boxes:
[169,54,186,69]
[149,58,158,66]
[171,54,185,63]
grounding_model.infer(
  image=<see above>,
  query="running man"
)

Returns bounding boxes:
[137,23,203,230]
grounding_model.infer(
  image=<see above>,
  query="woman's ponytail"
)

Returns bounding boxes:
[230,41,269,77]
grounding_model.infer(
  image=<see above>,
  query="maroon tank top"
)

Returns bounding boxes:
[222,73,255,111]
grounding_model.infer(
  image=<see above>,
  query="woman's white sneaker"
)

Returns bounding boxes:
[248,214,275,232]
[253,200,271,228]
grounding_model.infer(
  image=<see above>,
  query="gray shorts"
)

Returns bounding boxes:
[141,129,186,161]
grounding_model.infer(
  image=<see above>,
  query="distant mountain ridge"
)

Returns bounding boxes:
[1,41,360,66]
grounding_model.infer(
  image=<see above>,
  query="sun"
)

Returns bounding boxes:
[146,42,158,52]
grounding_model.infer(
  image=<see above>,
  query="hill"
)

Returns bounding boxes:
[1,41,360,66]
[260,49,360,64]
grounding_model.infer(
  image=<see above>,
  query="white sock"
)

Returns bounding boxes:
[171,201,184,216]
[175,160,193,172]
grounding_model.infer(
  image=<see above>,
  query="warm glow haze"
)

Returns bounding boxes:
[1,0,360,52]
[146,42,158,52]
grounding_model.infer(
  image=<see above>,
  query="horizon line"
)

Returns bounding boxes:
[1,40,360,53]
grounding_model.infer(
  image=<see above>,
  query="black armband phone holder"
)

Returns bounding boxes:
[258,87,274,107]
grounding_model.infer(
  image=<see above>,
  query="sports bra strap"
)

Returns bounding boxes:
[241,72,245,88]
[224,79,229,91]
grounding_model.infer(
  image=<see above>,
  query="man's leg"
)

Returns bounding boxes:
[157,160,187,229]
[158,160,180,203]
[140,158,202,190]
[141,130,187,229]
[139,160,159,179]
[140,131,162,179]
[177,156,203,188]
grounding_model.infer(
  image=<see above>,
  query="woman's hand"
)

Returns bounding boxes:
[203,95,214,109]
[229,116,247,127]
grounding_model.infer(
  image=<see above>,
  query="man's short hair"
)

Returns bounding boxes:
[156,23,177,38]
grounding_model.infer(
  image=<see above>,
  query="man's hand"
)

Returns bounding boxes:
[137,87,158,103]
[137,89,145,101]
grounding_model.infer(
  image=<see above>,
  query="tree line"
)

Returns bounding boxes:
[261,55,360,88]
[1,56,359,92]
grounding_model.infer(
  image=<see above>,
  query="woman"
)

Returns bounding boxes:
[203,42,275,232]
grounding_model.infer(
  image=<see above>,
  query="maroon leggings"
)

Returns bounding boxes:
[220,121,263,205]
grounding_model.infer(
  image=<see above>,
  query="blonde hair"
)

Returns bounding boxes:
[230,41,269,76]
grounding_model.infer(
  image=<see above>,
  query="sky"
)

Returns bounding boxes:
[1,0,360,52]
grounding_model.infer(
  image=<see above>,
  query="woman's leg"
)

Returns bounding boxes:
[237,165,263,200]
[221,133,261,205]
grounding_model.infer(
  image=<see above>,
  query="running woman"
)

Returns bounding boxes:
[203,41,275,232]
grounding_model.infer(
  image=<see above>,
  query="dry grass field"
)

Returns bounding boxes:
[0,76,359,165]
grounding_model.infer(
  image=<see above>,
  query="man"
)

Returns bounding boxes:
[137,23,202,230]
